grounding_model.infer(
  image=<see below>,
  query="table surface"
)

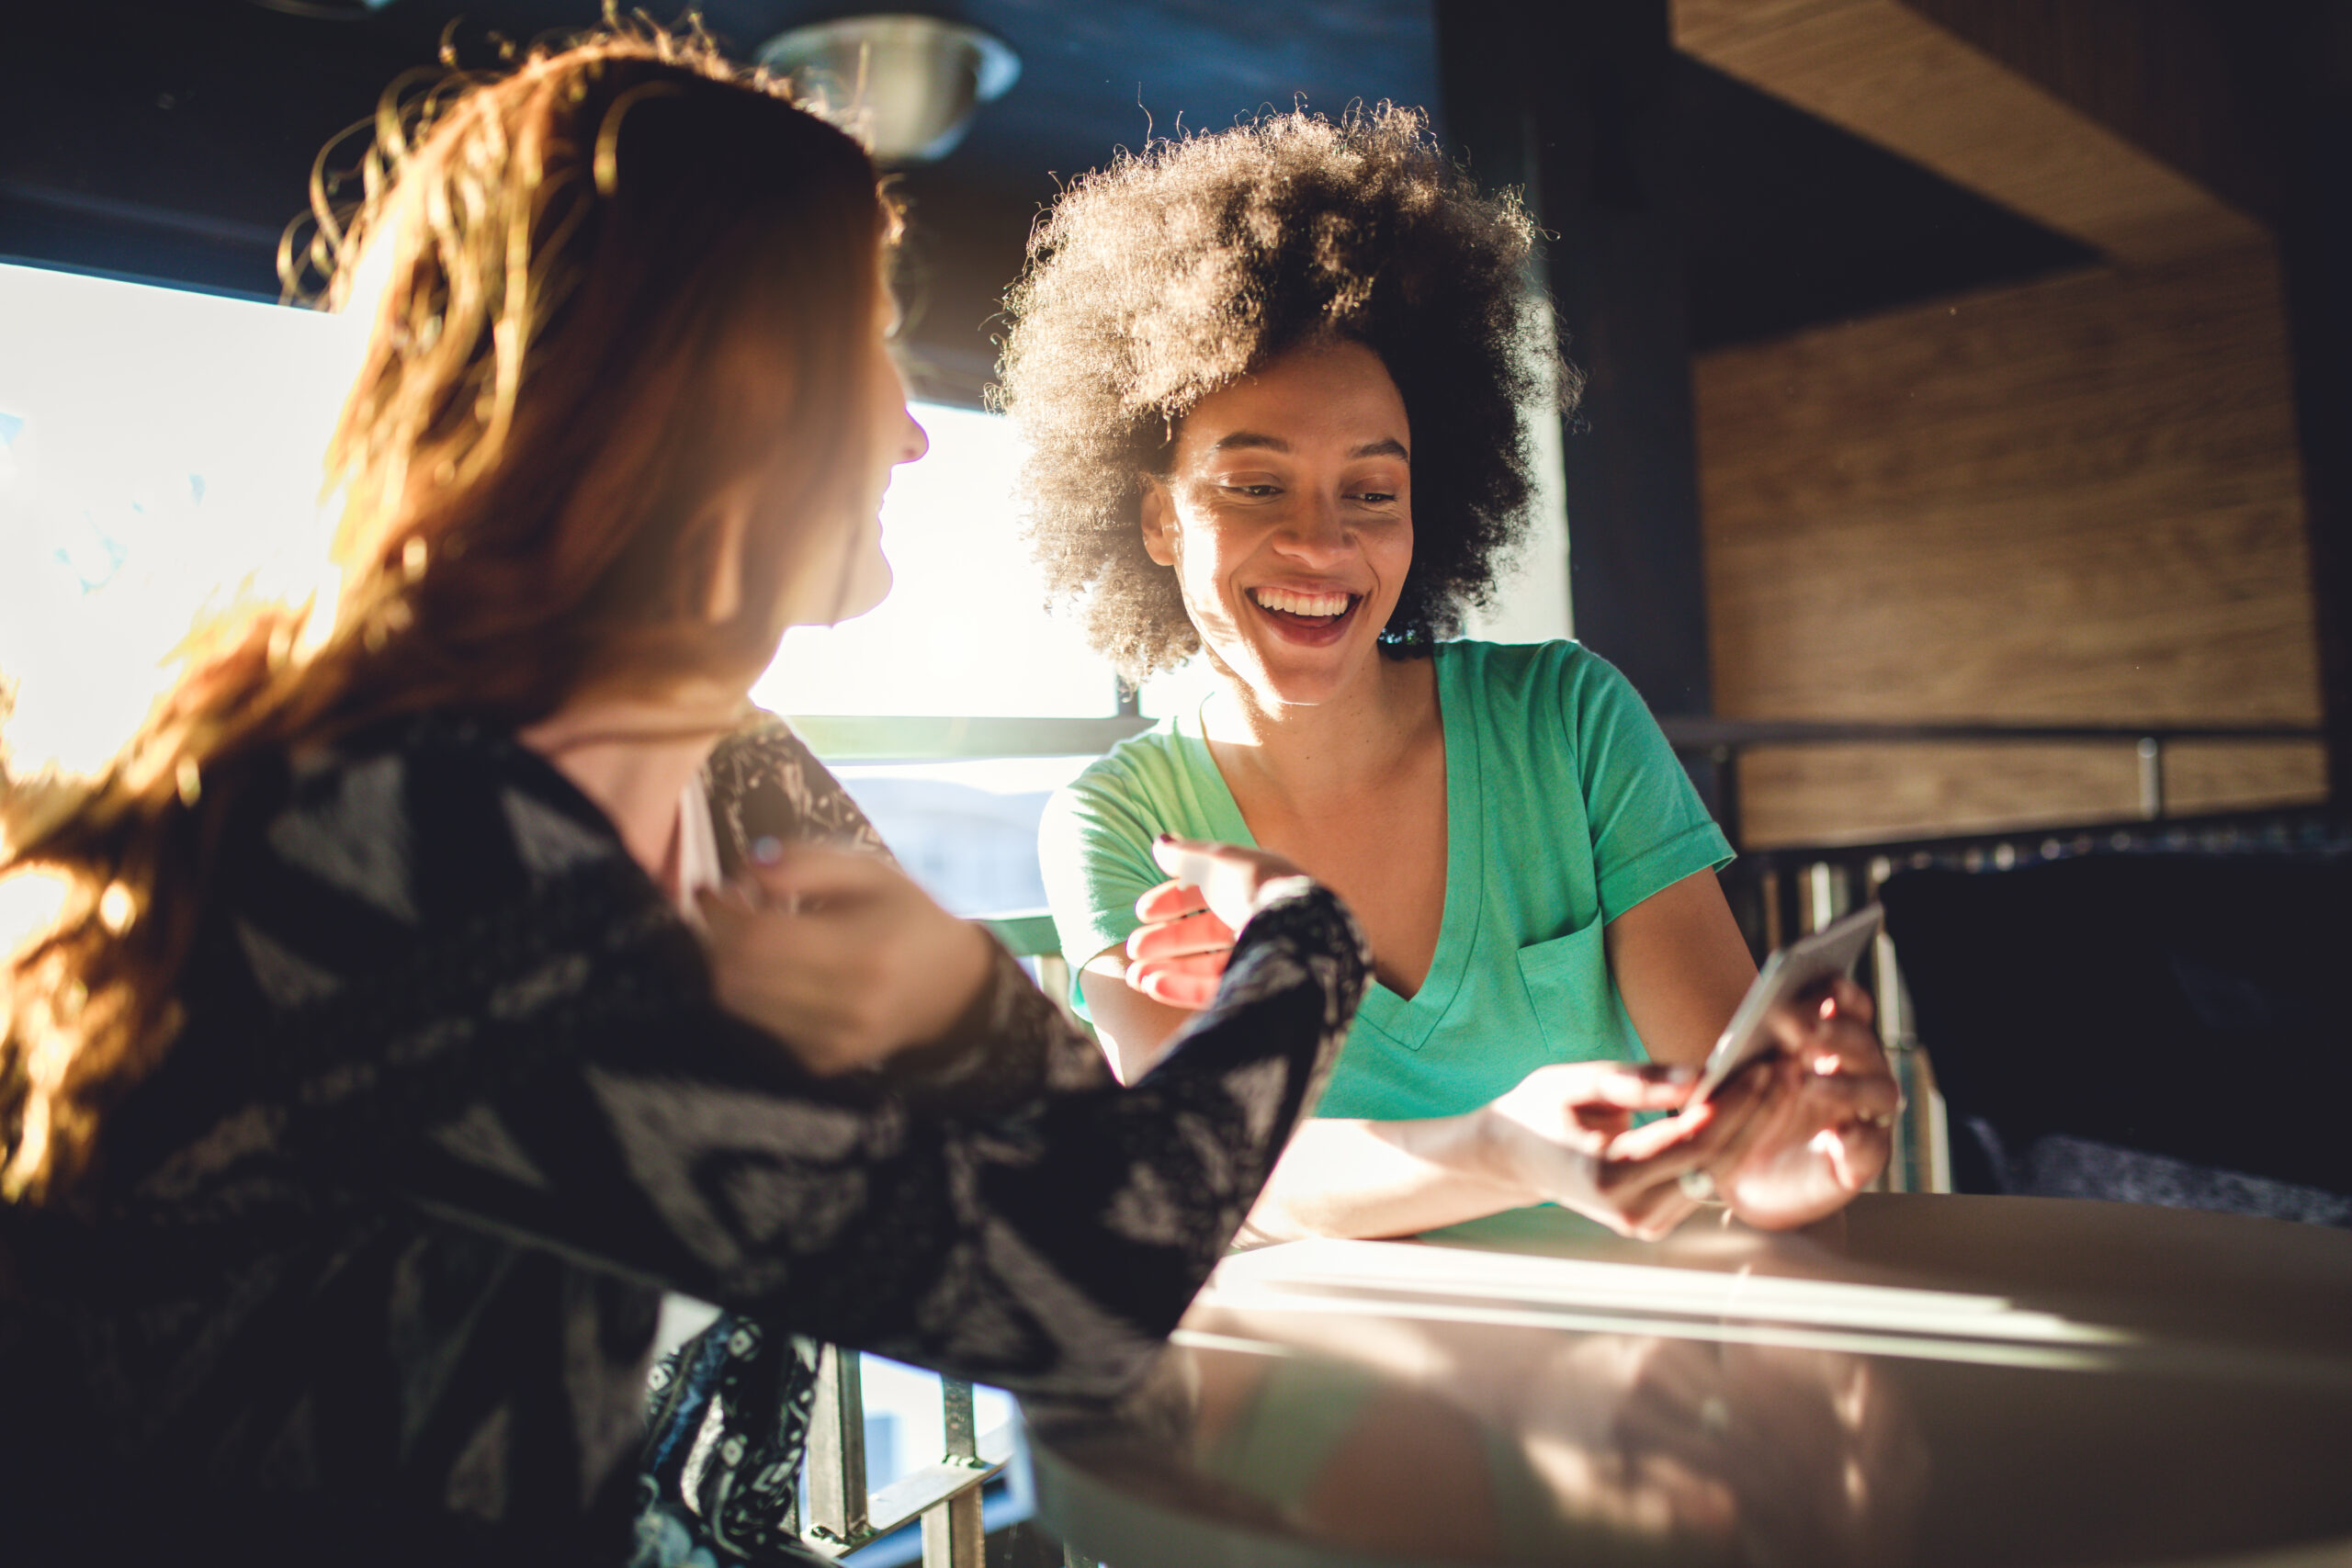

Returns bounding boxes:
[1023,1194,2352,1568]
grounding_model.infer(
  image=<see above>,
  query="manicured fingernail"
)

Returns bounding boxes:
[1819,995,1838,1021]
[752,835,784,864]
[1660,1065,1698,1082]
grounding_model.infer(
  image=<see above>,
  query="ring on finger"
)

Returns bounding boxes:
[1678,1168,1720,1201]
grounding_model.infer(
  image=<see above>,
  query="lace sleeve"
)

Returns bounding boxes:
[699,715,891,874]
[697,712,1087,1118]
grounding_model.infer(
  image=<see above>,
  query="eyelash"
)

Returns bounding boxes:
[1219,484,1398,504]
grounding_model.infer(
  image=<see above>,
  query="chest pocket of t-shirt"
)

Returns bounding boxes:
[1516,919,1647,1066]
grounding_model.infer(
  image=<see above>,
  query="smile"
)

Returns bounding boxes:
[1245,585,1364,649]
[1249,586,1358,621]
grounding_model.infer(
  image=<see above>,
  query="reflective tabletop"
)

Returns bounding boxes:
[1025,1195,2352,1568]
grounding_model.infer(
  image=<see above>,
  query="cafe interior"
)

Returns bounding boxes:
[3,2,2350,1565]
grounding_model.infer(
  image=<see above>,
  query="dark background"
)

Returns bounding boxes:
[1,0,2094,403]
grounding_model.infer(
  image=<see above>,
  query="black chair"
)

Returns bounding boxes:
[1880,852,2352,1224]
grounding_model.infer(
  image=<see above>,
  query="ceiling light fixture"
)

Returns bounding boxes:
[245,0,397,17]
[756,14,1020,164]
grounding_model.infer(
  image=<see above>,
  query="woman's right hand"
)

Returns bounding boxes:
[1476,1060,1773,1240]
[1122,834,1317,1010]
[697,844,995,1076]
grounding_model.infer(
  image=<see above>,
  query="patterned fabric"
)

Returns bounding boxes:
[633,718,888,1566]
[701,719,892,868]
[0,711,1367,1566]
[636,1314,830,1566]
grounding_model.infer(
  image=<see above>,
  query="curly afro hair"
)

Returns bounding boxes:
[994,104,1573,679]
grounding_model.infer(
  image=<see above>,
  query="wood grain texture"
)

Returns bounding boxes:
[1737,742,2143,846]
[1736,741,2326,848]
[1696,243,2324,846]
[1901,0,2283,226]
[2163,740,2329,818]
[1671,0,2265,265]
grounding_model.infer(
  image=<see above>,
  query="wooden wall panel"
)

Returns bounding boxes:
[1735,740,2329,848]
[1696,243,2323,847]
[2164,740,2329,818]
[1672,0,2265,265]
[1737,742,2144,847]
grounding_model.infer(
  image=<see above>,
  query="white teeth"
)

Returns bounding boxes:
[1250,587,1353,618]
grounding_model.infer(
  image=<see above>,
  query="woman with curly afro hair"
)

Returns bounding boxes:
[1006,106,1899,1244]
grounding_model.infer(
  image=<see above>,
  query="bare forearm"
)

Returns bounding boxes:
[1080,960,1195,1084]
[1242,1113,1537,1242]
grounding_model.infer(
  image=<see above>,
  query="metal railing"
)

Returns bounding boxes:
[784,915,1076,1568]
[797,1352,1012,1566]
[1711,797,2347,1198]
[1651,716,2331,1196]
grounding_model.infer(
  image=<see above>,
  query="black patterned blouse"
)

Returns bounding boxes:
[0,712,1365,1567]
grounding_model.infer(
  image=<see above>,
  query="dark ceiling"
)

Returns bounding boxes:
[2,0,2098,403]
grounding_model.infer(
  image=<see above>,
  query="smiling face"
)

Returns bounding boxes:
[1142,339,1413,708]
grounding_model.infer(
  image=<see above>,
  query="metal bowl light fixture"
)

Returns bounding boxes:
[757,14,1020,164]
[245,0,398,17]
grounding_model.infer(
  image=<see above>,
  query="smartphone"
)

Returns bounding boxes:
[1689,904,1883,1103]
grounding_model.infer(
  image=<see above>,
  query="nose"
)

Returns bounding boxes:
[1274,490,1352,562]
[899,404,929,467]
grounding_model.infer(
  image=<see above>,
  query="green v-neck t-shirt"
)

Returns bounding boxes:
[1037,639,1735,1122]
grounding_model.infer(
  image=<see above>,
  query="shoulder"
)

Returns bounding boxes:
[1049,717,1187,817]
[706,710,820,784]
[1436,637,1623,712]
[251,713,627,925]
[699,711,888,862]
[1040,719,1188,866]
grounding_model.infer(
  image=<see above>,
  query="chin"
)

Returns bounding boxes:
[1229,649,1368,709]
[788,537,892,627]
[831,549,893,624]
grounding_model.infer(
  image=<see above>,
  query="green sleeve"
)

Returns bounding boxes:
[1562,647,1735,922]
[1037,759,1169,999]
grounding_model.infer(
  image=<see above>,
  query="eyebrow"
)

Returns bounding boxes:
[1207,432,1410,461]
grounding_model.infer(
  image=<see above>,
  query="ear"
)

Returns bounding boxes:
[1138,477,1179,568]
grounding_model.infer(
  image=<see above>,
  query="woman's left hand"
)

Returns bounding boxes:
[1712,976,1901,1230]
[697,845,995,1076]
[1119,836,1310,1010]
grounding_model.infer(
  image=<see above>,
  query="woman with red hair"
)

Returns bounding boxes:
[0,30,1363,1564]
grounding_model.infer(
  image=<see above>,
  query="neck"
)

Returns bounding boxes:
[1200,651,1440,811]
[518,686,747,886]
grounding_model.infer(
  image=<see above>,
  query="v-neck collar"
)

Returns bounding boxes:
[1174,647,1485,1051]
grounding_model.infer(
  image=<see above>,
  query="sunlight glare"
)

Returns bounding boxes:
[1,264,1116,790]
[0,264,356,777]
[753,403,1119,717]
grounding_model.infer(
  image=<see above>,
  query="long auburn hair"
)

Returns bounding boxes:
[0,27,893,1204]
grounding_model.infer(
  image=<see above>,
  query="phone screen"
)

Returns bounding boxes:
[1690,904,1883,1103]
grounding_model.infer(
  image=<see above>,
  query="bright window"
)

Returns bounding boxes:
[0,263,1124,786]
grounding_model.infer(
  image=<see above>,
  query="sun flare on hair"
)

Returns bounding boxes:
[0,263,1125,794]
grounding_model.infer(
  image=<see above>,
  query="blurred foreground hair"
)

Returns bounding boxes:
[0,24,890,1202]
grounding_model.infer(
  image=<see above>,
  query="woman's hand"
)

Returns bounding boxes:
[1476,1061,1777,1240]
[1711,976,1900,1230]
[1121,834,1315,1010]
[696,845,994,1076]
